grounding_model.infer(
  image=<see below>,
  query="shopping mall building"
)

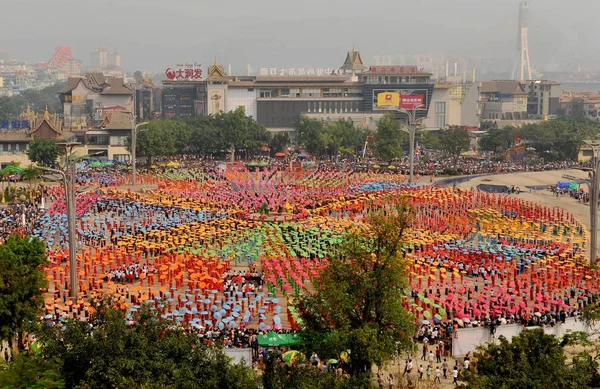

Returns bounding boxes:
[160,50,479,134]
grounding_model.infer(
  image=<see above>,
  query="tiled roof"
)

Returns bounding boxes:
[101,111,132,130]
[480,81,528,95]
[57,73,132,95]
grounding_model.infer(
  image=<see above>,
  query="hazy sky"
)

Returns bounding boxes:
[2,0,598,74]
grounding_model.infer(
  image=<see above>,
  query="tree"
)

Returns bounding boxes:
[478,126,520,154]
[296,199,415,377]
[36,301,259,389]
[0,353,65,389]
[0,82,65,121]
[326,120,366,158]
[460,328,593,389]
[439,126,471,167]
[27,137,63,167]
[22,165,40,191]
[373,113,406,162]
[296,116,328,156]
[269,132,290,154]
[0,235,48,353]
[215,107,249,162]
[128,120,177,165]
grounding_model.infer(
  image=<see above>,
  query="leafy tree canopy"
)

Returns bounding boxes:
[460,328,594,389]
[296,198,415,376]
[373,113,406,162]
[35,301,259,389]
[0,235,48,351]
[27,138,64,168]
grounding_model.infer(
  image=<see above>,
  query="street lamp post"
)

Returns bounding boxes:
[37,166,75,298]
[582,141,600,266]
[399,104,425,184]
[54,142,80,299]
[130,120,149,187]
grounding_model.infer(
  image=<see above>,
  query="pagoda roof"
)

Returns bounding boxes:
[340,48,367,71]
[207,59,227,82]
[28,117,62,136]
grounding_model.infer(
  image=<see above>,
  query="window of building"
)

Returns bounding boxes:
[110,136,128,146]
[113,154,130,163]
[301,89,321,98]
[88,135,109,145]
[259,89,271,98]
[434,102,446,128]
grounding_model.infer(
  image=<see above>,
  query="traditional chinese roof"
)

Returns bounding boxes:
[207,58,227,82]
[340,48,367,72]
[480,80,528,96]
[57,73,132,95]
[28,115,62,136]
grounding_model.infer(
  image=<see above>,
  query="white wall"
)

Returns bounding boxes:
[224,348,253,368]
[227,87,257,119]
[452,318,593,357]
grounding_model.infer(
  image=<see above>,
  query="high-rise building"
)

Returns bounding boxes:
[0,52,10,63]
[90,46,108,69]
[107,50,120,69]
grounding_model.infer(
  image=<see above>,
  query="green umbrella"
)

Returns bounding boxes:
[282,350,303,363]
[423,311,432,319]
[423,298,431,305]
[434,314,442,320]
[2,165,24,173]
[328,359,338,364]
[438,308,447,316]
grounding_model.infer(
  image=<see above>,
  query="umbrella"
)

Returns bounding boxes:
[275,152,287,157]
[282,350,303,364]
[2,165,24,174]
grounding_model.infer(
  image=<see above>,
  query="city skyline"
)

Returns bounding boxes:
[0,0,598,74]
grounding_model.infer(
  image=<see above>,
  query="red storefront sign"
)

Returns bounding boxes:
[400,94,424,109]
[165,64,203,80]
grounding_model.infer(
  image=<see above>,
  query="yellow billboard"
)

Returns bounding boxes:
[376,92,400,108]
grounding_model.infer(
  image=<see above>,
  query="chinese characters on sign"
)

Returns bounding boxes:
[258,67,344,77]
[0,120,30,130]
[367,65,421,74]
[165,63,203,80]
[400,94,424,109]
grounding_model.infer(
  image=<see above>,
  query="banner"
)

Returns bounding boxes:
[400,94,424,109]
[376,92,400,108]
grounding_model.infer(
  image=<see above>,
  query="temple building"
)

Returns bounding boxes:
[0,106,77,167]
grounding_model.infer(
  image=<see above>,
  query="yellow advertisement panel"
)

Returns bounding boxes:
[377,92,400,108]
